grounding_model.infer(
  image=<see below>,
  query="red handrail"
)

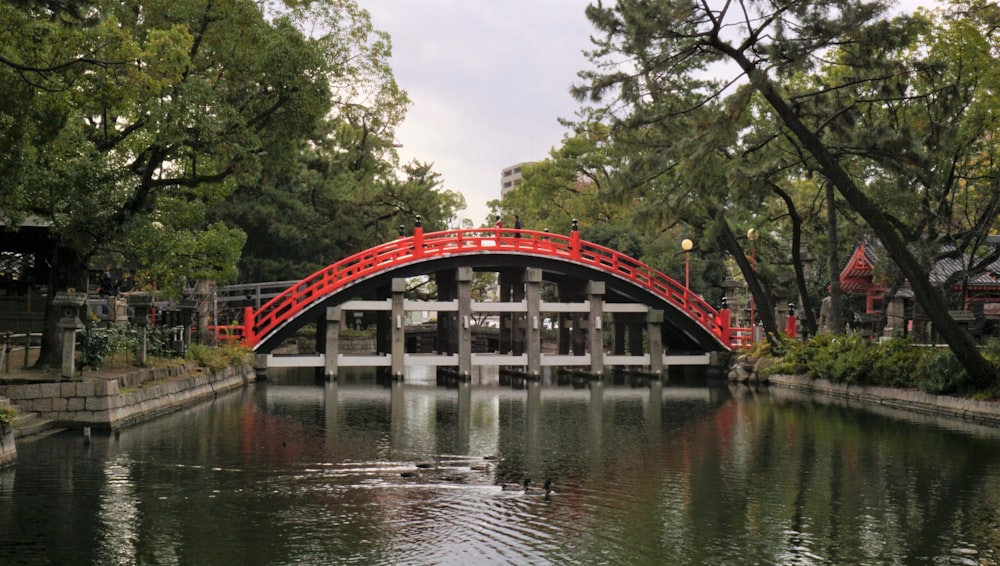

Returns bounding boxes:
[241,228,732,350]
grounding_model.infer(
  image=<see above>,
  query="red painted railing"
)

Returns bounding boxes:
[233,227,733,350]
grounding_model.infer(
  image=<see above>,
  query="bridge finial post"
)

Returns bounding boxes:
[413,215,424,257]
[570,219,581,260]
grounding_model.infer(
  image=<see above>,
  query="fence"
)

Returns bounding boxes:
[1,332,42,373]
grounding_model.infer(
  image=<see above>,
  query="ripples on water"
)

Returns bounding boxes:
[2,366,1000,565]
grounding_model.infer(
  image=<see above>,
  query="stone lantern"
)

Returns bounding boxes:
[53,291,86,378]
[129,293,153,365]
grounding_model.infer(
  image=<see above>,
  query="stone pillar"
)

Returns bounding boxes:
[54,292,86,378]
[511,270,526,356]
[647,309,664,376]
[178,299,197,348]
[628,320,644,355]
[588,281,605,376]
[525,268,542,377]
[436,269,456,354]
[571,313,587,357]
[498,269,523,354]
[391,278,406,379]
[457,267,473,378]
[323,307,341,380]
[558,313,571,355]
[883,295,906,339]
[613,314,627,355]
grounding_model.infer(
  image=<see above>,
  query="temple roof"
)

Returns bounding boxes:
[840,238,1000,294]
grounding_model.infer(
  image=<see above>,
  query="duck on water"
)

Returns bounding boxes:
[501,478,553,495]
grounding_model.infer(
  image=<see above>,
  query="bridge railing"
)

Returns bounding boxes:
[241,227,732,349]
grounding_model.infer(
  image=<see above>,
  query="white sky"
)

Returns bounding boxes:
[363,1,594,226]
[362,1,938,228]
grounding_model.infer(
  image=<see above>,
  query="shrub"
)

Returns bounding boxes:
[764,339,808,375]
[767,334,1000,396]
[806,335,874,384]
[869,338,924,387]
[147,325,182,358]
[186,343,254,371]
[77,323,112,370]
[914,348,969,395]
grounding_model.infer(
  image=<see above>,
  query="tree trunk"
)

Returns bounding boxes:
[713,210,780,343]
[771,183,818,336]
[735,60,997,386]
[826,181,845,334]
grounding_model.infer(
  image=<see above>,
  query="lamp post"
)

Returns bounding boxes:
[747,228,759,345]
[681,238,694,301]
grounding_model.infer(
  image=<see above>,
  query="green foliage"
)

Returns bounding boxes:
[77,323,139,371]
[0,406,17,427]
[573,0,1000,385]
[914,348,970,396]
[146,326,181,358]
[340,327,374,339]
[1,0,392,364]
[77,324,111,371]
[869,338,924,388]
[186,343,254,372]
[766,335,1000,396]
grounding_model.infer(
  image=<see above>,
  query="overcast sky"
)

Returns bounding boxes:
[363,1,594,227]
[362,1,938,228]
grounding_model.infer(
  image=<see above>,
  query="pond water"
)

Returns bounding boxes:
[2,366,999,565]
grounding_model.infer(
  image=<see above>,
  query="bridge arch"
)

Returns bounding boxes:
[238,227,733,353]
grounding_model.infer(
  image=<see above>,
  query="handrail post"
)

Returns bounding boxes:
[719,306,731,347]
[242,306,255,346]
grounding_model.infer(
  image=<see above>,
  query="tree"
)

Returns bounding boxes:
[576,0,999,385]
[0,0,359,367]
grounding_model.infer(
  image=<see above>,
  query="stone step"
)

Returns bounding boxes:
[12,410,60,440]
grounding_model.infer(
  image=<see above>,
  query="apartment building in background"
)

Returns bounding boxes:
[500,162,535,199]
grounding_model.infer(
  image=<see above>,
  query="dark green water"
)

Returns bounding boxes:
[2,367,999,565]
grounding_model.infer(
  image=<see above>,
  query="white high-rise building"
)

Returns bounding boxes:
[500,162,535,199]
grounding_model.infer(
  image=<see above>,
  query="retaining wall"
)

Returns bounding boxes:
[0,419,13,467]
[0,364,256,431]
[767,374,1000,427]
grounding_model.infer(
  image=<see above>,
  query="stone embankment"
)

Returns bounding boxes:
[729,353,1000,427]
[0,363,257,467]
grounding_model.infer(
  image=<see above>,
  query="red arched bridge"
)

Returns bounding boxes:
[228,226,740,354]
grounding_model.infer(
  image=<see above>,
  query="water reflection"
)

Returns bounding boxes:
[3,368,1000,564]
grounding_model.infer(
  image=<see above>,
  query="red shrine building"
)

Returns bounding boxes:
[838,239,1000,340]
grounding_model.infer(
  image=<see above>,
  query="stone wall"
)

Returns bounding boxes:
[0,364,256,431]
[767,373,1000,427]
[0,427,13,468]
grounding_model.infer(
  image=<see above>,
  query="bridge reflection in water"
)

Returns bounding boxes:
[260,365,731,464]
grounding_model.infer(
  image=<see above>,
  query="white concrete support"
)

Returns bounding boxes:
[588,281,605,376]
[324,306,341,380]
[391,278,406,379]
[526,268,542,377]
[648,309,664,376]
[457,267,473,378]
